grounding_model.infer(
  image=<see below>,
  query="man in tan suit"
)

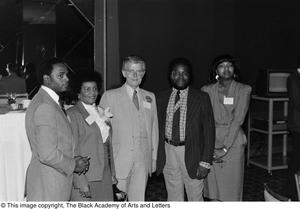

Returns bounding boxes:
[100,55,159,201]
[25,58,90,201]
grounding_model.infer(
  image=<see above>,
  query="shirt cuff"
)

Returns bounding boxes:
[199,161,211,169]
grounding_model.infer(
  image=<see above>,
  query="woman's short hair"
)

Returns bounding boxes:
[210,54,240,83]
[71,70,103,94]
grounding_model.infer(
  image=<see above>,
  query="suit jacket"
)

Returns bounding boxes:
[0,74,26,94]
[156,88,215,179]
[25,88,75,201]
[67,101,116,189]
[100,84,159,178]
[201,80,251,149]
[287,71,300,132]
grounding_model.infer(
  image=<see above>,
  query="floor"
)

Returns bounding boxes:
[145,164,287,201]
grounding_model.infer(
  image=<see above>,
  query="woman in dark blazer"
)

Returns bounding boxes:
[67,71,116,201]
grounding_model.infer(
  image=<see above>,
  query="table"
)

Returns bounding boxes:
[247,95,289,173]
[0,112,31,201]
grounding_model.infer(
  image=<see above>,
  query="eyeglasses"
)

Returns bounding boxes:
[125,70,145,76]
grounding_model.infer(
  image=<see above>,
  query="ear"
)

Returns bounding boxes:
[170,71,176,80]
[121,70,127,78]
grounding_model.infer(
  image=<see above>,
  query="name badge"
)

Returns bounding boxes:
[223,96,234,105]
[143,101,151,109]
[85,115,95,125]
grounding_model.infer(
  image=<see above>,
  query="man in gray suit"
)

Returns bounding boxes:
[25,58,90,201]
[100,55,159,201]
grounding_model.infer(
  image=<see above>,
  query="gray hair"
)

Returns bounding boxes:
[121,55,146,71]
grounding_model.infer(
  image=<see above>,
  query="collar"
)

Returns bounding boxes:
[125,83,140,99]
[172,87,189,96]
[41,85,60,105]
[81,101,96,111]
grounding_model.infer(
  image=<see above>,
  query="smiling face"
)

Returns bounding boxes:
[78,81,98,105]
[216,61,235,80]
[122,62,146,89]
[170,64,191,90]
[43,63,69,93]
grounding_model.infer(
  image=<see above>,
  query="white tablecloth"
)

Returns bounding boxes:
[0,112,31,201]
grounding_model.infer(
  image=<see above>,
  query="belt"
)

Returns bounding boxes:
[165,138,185,146]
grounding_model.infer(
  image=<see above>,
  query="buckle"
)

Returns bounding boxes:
[165,138,185,146]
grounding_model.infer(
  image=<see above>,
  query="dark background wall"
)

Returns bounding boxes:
[0,0,299,94]
[118,0,299,94]
[0,0,19,69]
[56,0,94,71]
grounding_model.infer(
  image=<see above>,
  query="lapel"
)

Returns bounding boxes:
[119,84,135,126]
[160,89,172,134]
[75,101,104,143]
[120,84,135,112]
[227,80,237,113]
[217,80,236,114]
[39,88,72,129]
[139,89,150,132]
[186,88,198,131]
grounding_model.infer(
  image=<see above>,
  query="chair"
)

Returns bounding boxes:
[264,183,291,201]
[295,171,300,200]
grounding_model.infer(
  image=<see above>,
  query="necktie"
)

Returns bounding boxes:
[175,91,180,105]
[58,98,67,116]
[132,90,139,110]
[172,91,181,142]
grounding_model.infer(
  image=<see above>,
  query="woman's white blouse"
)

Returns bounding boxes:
[82,102,110,143]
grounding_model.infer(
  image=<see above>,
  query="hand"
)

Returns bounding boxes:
[152,159,157,173]
[112,175,118,185]
[74,156,90,175]
[213,148,227,161]
[113,184,127,201]
[196,165,209,180]
[79,186,91,199]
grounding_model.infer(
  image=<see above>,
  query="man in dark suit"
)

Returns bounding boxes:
[156,58,215,201]
[25,58,90,201]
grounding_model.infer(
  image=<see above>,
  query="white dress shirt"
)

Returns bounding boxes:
[125,83,140,100]
[41,85,60,105]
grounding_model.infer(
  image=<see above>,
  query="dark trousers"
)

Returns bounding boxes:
[286,131,300,200]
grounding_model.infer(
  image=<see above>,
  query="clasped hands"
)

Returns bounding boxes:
[213,146,228,163]
[74,155,90,175]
